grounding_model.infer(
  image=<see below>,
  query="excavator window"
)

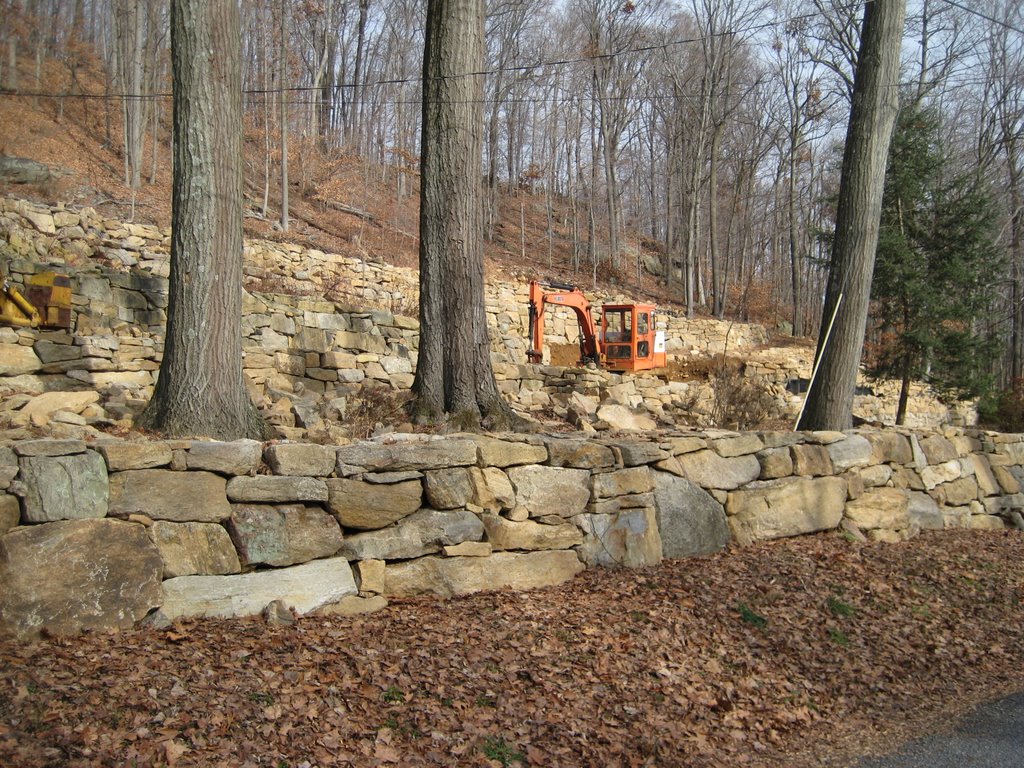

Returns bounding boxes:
[604,309,632,343]
[638,312,649,335]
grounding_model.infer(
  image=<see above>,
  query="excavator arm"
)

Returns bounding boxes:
[527,280,601,366]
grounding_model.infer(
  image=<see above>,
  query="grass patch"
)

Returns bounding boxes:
[827,596,856,618]
[828,627,850,647]
[481,735,525,767]
[735,602,768,628]
[382,685,405,704]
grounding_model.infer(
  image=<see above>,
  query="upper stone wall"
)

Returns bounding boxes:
[0,196,965,432]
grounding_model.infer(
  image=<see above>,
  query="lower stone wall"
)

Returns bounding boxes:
[1,426,1022,640]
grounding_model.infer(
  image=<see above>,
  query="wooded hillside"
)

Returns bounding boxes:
[1,0,1022,414]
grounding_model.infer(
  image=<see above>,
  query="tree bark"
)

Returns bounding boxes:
[797,0,905,431]
[138,0,267,440]
[412,0,512,430]
[278,0,289,232]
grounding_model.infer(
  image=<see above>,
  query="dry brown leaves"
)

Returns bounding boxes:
[2,530,1023,768]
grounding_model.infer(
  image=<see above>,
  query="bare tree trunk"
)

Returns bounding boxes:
[798,0,906,431]
[279,0,289,232]
[412,0,511,429]
[1009,169,1023,382]
[348,0,369,149]
[139,0,266,440]
[709,124,724,318]
[788,129,803,336]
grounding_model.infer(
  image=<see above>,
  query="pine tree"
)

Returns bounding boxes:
[868,103,1004,424]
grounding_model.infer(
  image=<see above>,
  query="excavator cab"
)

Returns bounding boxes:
[600,304,666,373]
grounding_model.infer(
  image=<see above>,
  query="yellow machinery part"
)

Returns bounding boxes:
[0,280,42,327]
[0,272,73,330]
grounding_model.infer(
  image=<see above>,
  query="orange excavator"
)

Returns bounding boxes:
[526,279,667,373]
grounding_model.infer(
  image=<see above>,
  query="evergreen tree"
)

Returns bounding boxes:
[868,103,1004,424]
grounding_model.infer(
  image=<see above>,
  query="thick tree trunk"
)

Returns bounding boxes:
[138,0,266,440]
[412,0,512,430]
[278,0,289,232]
[798,0,905,431]
[789,119,804,337]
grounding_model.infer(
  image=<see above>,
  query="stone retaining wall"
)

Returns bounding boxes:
[1,196,962,431]
[1,426,1021,639]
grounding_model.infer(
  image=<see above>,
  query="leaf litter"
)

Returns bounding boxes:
[1,529,1023,767]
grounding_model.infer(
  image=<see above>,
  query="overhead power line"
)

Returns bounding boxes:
[0,0,1020,106]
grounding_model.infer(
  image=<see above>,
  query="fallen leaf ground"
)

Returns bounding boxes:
[2,530,1023,768]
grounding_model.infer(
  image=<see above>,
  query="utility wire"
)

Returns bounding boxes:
[939,0,1024,36]
[0,0,1019,106]
[0,0,863,103]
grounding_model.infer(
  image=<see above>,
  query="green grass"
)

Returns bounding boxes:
[828,627,850,647]
[735,602,768,628]
[481,735,526,767]
[827,596,856,618]
[382,685,405,704]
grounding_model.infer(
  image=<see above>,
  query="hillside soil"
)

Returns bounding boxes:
[2,529,1022,768]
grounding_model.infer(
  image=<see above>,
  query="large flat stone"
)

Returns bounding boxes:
[110,469,230,522]
[596,403,656,431]
[481,513,583,551]
[383,550,585,597]
[228,504,343,566]
[658,450,760,491]
[263,443,337,477]
[149,521,241,577]
[726,476,847,545]
[336,438,477,472]
[97,440,173,471]
[0,519,163,639]
[468,435,547,467]
[865,432,914,465]
[826,435,873,471]
[20,391,99,418]
[653,472,730,558]
[186,440,263,475]
[471,467,515,511]
[424,468,474,509]
[226,475,329,503]
[0,343,42,375]
[591,467,653,500]
[506,465,591,518]
[17,450,108,522]
[844,488,911,530]
[337,508,484,561]
[575,507,663,568]
[326,478,422,529]
[543,438,616,469]
[0,494,19,534]
[790,444,834,477]
[160,556,357,619]
[606,441,672,467]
